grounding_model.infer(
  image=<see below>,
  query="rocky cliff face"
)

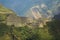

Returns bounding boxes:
[6,14,34,27]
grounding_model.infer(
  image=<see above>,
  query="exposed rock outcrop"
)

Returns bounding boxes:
[6,14,33,27]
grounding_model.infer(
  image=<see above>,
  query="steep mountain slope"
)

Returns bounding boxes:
[0,5,14,14]
[0,5,16,23]
[53,7,60,20]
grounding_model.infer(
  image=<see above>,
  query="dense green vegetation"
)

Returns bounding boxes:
[0,13,60,40]
[0,23,53,40]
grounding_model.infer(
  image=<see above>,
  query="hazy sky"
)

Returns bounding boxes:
[0,0,60,16]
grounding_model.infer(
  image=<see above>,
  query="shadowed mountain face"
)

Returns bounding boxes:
[54,14,60,20]
[53,7,60,20]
